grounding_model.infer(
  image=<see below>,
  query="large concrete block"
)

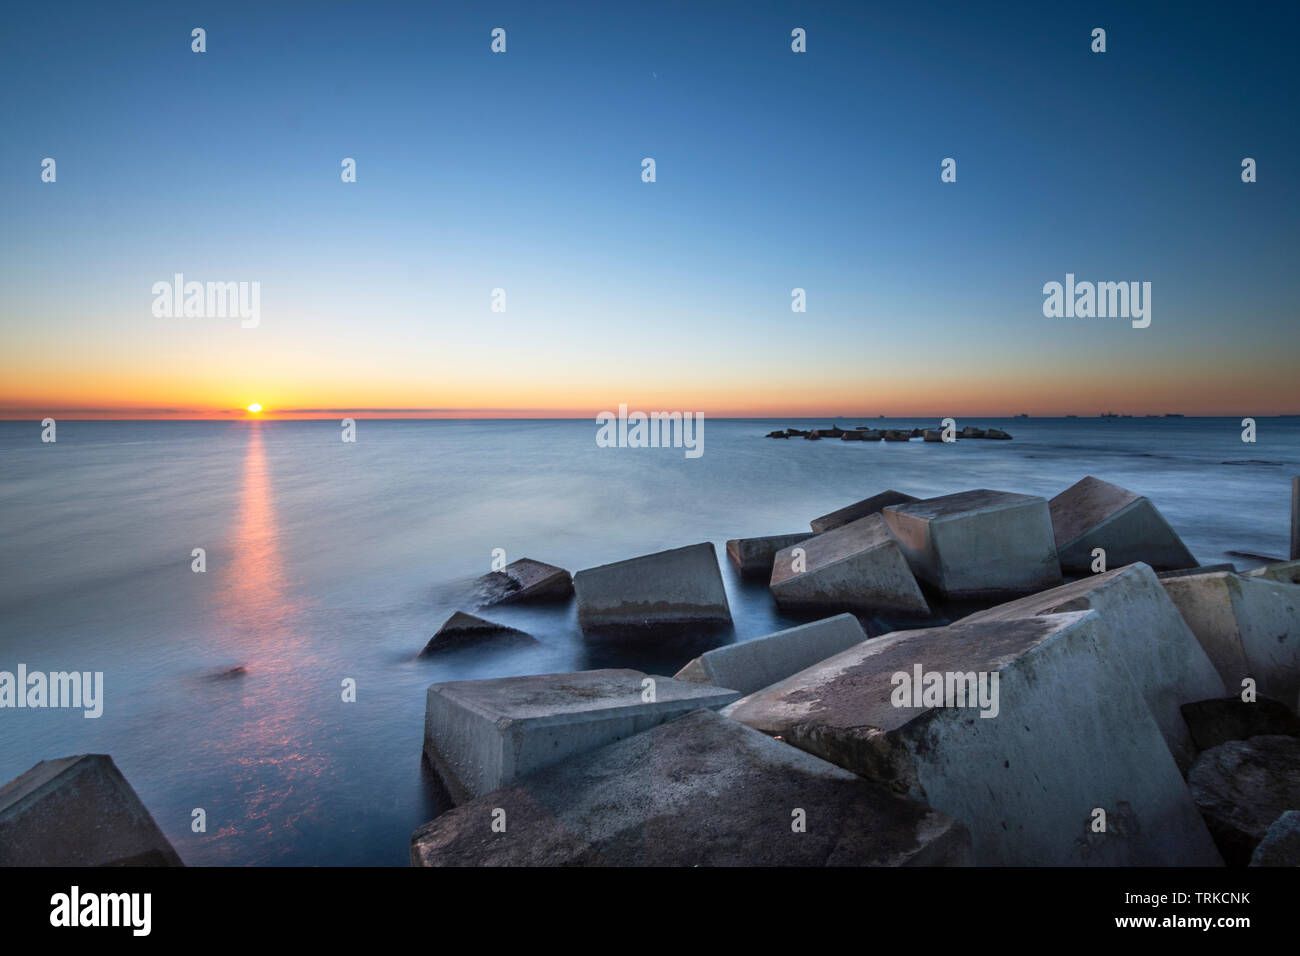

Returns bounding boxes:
[573,542,732,635]
[723,611,1222,865]
[411,709,972,866]
[726,532,818,578]
[423,669,739,804]
[1161,571,1300,713]
[1050,476,1198,572]
[474,558,573,606]
[1245,559,1300,586]
[0,755,183,866]
[769,514,930,615]
[882,490,1062,598]
[674,613,870,697]
[965,562,1226,770]
[811,490,918,533]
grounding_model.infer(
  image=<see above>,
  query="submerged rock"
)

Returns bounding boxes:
[419,611,538,657]
[411,709,972,866]
[0,754,183,866]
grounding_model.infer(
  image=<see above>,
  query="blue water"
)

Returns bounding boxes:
[1,417,1297,865]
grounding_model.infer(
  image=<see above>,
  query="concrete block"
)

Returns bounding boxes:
[422,668,739,804]
[474,558,573,606]
[573,542,732,636]
[723,611,1222,865]
[674,613,869,696]
[1161,571,1300,713]
[0,755,183,866]
[726,532,818,579]
[811,490,918,532]
[965,562,1226,770]
[882,489,1063,599]
[411,709,972,866]
[770,514,930,615]
[1050,476,1198,572]
[419,611,538,658]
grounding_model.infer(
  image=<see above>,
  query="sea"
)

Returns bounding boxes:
[1,417,1296,865]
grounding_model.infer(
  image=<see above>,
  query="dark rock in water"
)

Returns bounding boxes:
[420,611,538,657]
[1181,697,1300,752]
[0,755,184,866]
[784,428,807,437]
[840,429,866,441]
[909,428,924,438]
[960,426,987,439]
[474,558,573,606]
[1188,735,1300,866]
[985,428,1012,440]
[820,425,845,438]
[411,709,972,866]
[1250,811,1300,866]
[804,431,823,440]
[922,429,944,442]
[765,430,788,438]
[881,430,910,442]
[208,665,248,680]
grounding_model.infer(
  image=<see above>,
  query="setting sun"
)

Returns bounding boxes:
[247,403,263,413]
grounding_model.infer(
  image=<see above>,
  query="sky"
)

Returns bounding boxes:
[1,0,1297,419]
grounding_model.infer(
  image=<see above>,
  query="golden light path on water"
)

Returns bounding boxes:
[200,421,329,861]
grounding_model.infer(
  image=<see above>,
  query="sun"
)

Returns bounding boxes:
[247,403,263,414]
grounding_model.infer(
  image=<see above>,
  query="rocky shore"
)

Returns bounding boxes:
[5,475,1297,868]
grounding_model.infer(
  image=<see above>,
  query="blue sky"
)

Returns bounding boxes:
[2,0,1297,416]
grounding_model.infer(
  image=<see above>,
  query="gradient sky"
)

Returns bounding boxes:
[2,0,1297,418]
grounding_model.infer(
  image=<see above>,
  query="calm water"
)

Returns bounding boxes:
[1,417,1297,865]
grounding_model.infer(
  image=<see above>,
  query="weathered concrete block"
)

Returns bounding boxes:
[726,532,818,578]
[573,542,732,635]
[1180,696,1300,752]
[674,613,869,697]
[1050,476,1198,572]
[811,490,918,532]
[0,755,183,866]
[1189,735,1300,866]
[1161,571,1300,713]
[422,668,739,804]
[965,562,1226,770]
[882,490,1063,599]
[1250,811,1300,867]
[474,558,572,606]
[770,514,930,615]
[411,709,972,866]
[419,611,538,657]
[723,611,1222,865]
